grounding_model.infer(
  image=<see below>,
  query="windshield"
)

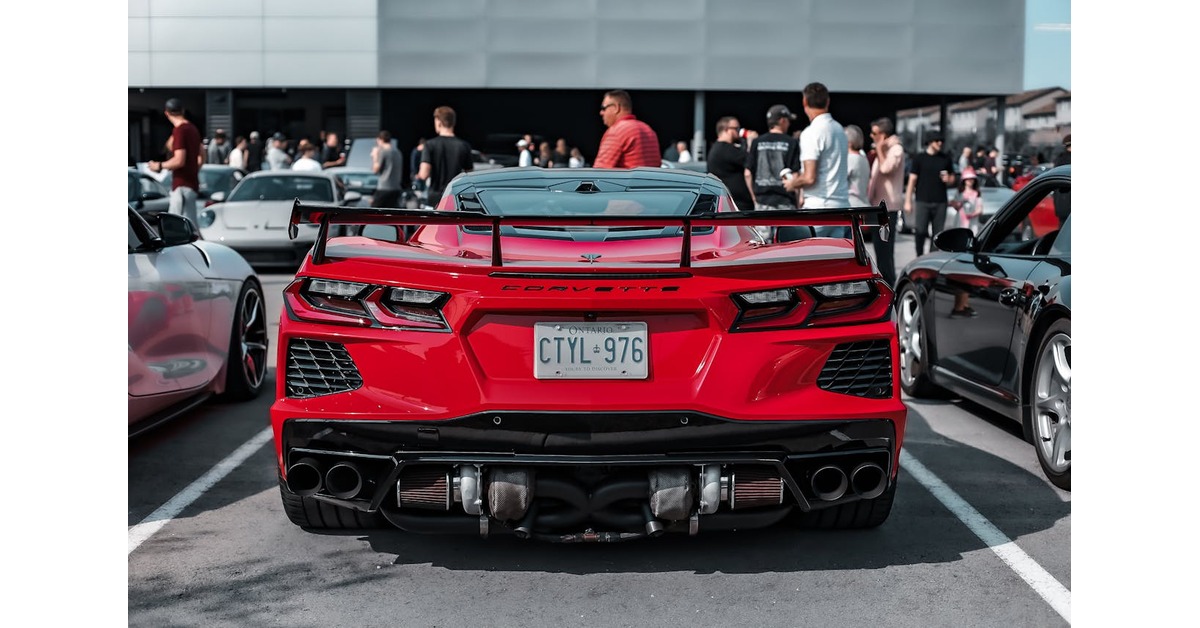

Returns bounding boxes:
[336,172,379,192]
[228,175,334,202]
[199,169,242,195]
[475,190,698,216]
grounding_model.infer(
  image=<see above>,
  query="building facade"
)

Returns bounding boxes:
[129,0,1030,165]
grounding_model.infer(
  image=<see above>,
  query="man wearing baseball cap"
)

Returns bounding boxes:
[904,131,956,256]
[266,132,292,171]
[744,104,802,234]
[147,98,202,225]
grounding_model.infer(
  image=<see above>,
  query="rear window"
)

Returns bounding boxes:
[475,190,698,216]
[228,176,333,202]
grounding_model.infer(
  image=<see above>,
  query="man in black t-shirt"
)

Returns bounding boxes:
[415,106,473,209]
[706,116,753,212]
[744,105,801,211]
[904,132,957,256]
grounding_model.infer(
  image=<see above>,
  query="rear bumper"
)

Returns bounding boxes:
[277,413,900,539]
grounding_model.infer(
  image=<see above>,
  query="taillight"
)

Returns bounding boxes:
[806,280,894,327]
[731,280,892,331]
[731,288,815,331]
[285,278,451,331]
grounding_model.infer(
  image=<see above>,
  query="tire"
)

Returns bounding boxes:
[789,476,897,529]
[896,284,941,397]
[1027,319,1071,490]
[218,279,268,401]
[279,480,384,529]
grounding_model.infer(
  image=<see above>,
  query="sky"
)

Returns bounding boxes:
[1025,0,1071,90]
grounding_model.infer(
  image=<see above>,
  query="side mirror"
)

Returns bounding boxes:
[210,191,226,203]
[156,213,201,246]
[343,191,363,204]
[933,228,975,253]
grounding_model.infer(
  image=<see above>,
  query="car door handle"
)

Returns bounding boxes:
[999,287,1023,306]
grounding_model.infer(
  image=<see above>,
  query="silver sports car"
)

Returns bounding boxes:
[128,206,267,436]
[198,170,362,269]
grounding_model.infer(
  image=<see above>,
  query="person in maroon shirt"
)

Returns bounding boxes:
[593,90,660,169]
[148,98,202,225]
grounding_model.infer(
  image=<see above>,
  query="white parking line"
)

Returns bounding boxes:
[901,450,1071,623]
[128,427,273,555]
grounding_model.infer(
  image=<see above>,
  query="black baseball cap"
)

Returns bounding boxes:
[271,132,287,141]
[925,131,944,145]
[164,98,184,114]
[767,104,798,125]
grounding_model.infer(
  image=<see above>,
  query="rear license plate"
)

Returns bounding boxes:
[533,322,648,379]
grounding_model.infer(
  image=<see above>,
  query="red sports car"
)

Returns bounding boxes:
[271,168,907,541]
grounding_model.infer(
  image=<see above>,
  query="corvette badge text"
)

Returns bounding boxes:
[502,285,680,292]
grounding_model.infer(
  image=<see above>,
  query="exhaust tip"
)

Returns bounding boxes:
[286,457,324,497]
[810,465,848,502]
[325,461,364,499]
[850,462,886,499]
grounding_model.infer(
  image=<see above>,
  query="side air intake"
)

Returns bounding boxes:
[817,340,892,399]
[286,339,363,398]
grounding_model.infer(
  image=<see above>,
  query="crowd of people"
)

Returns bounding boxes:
[147,88,1068,285]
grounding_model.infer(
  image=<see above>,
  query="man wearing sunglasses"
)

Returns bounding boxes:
[593,90,660,169]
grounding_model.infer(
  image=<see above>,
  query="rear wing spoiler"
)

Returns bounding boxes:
[289,199,890,267]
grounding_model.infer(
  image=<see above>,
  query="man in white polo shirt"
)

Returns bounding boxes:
[783,81,849,240]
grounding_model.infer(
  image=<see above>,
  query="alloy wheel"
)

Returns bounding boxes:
[897,290,923,387]
[1033,331,1071,473]
[240,288,268,390]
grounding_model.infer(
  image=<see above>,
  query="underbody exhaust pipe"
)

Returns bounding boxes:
[810,465,848,502]
[641,503,665,537]
[325,461,364,499]
[285,457,323,497]
[850,462,886,499]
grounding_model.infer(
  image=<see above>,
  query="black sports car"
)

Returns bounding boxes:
[895,165,1070,490]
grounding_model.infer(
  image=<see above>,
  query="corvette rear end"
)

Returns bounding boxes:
[270,168,906,541]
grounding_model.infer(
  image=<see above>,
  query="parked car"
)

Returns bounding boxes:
[163,164,246,206]
[661,159,708,173]
[198,170,362,269]
[895,165,1070,489]
[128,206,267,436]
[325,166,380,205]
[271,167,906,540]
[128,168,171,216]
[1008,165,1059,237]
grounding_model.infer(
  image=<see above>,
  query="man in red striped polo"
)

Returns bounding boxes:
[593,90,661,169]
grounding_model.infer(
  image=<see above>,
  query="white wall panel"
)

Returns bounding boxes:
[264,18,377,52]
[129,18,150,52]
[378,52,487,87]
[597,54,703,90]
[488,0,597,19]
[486,53,595,87]
[264,53,377,86]
[264,0,375,17]
[488,19,596,53]
[149,0,261,18]
[149,18,262,52]
[378,19,486,53]
[149,52,263,86]
[130,0,1027,94]
[380,0,487,20]
[129,52,151,85]
[597,20,704,55]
